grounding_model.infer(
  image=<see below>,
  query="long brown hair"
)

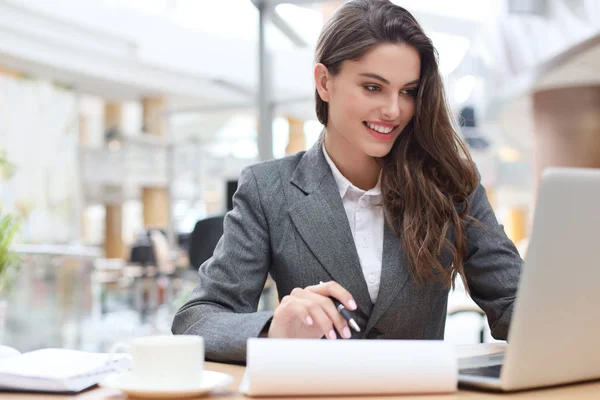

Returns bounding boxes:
[315,0,479,289]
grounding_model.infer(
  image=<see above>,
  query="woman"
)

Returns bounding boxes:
[172,0,522,364]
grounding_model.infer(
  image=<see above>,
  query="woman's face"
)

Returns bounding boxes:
[315,43,421,159]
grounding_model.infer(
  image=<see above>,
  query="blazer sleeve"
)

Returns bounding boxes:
[462,183,523,340]
[171,166,273,363]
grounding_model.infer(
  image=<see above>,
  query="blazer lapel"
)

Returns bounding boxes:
[288,141,373,314]
[366,221,411,332]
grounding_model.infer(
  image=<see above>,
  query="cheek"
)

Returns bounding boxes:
[331,90,363,123]
[343,90,374,120]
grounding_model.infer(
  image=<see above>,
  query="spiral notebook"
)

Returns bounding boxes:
[0,347,131,393]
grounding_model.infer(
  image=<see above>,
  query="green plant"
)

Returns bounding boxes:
[0,212,21,296]
[0,150,16,180]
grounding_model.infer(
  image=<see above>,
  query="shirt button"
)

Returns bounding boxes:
[368,274,376,284]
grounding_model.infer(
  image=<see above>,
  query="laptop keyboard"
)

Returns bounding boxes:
[460,364,503,378]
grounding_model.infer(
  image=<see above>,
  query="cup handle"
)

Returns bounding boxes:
[106,341,131,374]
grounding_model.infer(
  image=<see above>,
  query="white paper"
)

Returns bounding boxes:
[455,343,507,359]
[0,349,130,379]
[241,339,457,396]
[0,348,132,392]
[456,343,507,370]
[0,345,20,360]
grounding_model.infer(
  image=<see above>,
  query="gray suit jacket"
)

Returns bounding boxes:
[172,142,522,363]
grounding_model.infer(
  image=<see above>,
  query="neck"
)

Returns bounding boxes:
[323,129,381,191]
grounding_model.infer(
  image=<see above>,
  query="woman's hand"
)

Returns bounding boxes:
[268,281,357,339]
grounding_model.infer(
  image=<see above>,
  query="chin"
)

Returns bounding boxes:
[362,141,396,159]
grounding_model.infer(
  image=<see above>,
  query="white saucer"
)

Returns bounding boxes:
[100,370,234,399]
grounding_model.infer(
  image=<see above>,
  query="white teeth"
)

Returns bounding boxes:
[366,122,394,134]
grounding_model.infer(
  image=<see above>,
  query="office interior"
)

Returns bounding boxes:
[0,0,599,353]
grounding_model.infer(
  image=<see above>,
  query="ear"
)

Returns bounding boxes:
[314,63,332,102]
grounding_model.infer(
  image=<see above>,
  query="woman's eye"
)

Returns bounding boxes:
[364,85,381,92]
[401,88,418,97]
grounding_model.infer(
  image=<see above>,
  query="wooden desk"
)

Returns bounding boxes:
[1,344,599,399]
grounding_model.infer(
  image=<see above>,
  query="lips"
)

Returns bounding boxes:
[363,121,398,141]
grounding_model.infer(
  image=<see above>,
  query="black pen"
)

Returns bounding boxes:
[320,281,361,332]
[331,297,361,333]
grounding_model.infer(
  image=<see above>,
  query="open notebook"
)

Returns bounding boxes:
[0,346,131,393]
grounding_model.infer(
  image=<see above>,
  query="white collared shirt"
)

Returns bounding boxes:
[322,145,384,303]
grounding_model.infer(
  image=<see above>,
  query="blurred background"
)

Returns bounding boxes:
[1,0,599,353]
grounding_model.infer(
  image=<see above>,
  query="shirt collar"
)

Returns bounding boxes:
[322,143,382,199]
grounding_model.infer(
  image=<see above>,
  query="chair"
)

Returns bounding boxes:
[187,214,278,311]
[188,215,225,270]
[128,230,173,322]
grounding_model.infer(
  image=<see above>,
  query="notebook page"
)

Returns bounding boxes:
[0,346,20,360]
[0,349,130,380]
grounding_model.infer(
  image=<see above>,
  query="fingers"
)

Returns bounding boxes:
[299,297,339,339]
[306,280,357,311]
[301,291,351,339]
[278,294,313,326]
[287,287,352,339]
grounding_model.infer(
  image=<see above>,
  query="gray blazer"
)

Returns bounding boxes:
[172,142,522,363]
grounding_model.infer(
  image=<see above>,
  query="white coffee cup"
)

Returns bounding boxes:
[110,335,204,388]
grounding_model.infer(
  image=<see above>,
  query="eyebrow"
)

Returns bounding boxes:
[359,73,420,87]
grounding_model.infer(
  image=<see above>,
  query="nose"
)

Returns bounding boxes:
[381,94,401,121]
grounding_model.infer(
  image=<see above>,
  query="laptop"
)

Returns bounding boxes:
[458,167,600,391]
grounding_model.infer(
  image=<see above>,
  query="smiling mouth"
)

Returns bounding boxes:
[363,121,398,135]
